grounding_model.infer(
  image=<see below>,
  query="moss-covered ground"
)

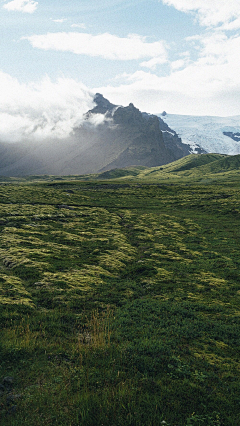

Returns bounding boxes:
[0,174,240,425]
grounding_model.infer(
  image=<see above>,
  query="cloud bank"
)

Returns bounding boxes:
[3,0,38,13]
[1,0,240,143]
[24,32,168,61]
[93,2,240,116]
[0,72,95,142]
[96,29,240,116]
[161,0,240,28]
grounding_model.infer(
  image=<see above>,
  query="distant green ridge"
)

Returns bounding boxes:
[96,166,146,180]
[164,153,227,172]
[92,154,240,183]
[201,154,240,173]
[1,154,240,184]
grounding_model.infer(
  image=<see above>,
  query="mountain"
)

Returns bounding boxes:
[159,113,240,155]
[0,94,193,176]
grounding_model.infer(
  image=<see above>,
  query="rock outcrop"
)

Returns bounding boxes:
[223,131,240,142]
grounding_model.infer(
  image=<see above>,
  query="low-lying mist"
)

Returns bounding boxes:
[0,72,98,143]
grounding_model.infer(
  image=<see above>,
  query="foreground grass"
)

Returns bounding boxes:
[0,177,240,425]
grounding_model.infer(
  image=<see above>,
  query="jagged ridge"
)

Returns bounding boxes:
[0,94,193,176]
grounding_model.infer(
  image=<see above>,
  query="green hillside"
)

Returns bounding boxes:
[103,153,240,183]
[96,166,147,180]
[162,153,227,172]
[1,161,240,425]
[201,153,240,173]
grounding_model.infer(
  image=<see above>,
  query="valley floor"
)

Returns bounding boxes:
[0,178,240,425]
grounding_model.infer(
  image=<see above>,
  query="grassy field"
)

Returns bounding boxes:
[1,154,240,425]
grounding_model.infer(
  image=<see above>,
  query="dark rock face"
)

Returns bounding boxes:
[157,115,194,158]
[223,131,240,142]
[99,104,173,170]
[87,93,116,116]
[0,94,193,176]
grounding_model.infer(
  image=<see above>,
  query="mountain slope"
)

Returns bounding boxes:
[0,95,192,176]
[93,153,240,183]
[132,153,240,182]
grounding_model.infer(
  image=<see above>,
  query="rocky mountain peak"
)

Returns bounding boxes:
[0,94,194,176]
[90,93,116,115]
[113,103,144,126]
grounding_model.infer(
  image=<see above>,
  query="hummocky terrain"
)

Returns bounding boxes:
[0,94,195,176]
[1,158,240,425]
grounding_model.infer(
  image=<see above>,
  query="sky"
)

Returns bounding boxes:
[1,0,240,141]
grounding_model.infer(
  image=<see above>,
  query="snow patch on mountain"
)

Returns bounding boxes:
[162,130,175,136]
[159,114,240,155]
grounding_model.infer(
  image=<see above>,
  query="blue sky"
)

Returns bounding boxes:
[1,0,197,84]
[1,0,240,141]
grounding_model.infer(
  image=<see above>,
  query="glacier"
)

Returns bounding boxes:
[159,113,240,155]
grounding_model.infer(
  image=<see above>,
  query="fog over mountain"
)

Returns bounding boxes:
[2,92,239,178]
[0,94,195,176]
[0,75,95,142]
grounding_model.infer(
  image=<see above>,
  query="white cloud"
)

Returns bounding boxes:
[3,0,38,13]
[23,32,168,61]
[86,113,113,127]
[71,23,87,29]
[51,18,67,24]
[96,31,240,116]
[170,59,185,70]
[140,56,168,69]
[220,17,240,31]
[161,0,240,28]
[0,72,94,142]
